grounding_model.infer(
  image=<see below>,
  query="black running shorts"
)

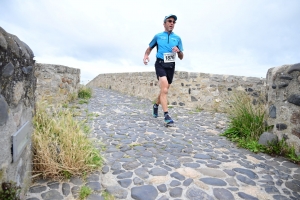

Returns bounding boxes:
[155,58,175,84]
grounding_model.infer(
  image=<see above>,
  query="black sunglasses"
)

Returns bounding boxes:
[167,19,176,24]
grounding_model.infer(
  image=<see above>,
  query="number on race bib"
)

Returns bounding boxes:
[163,53,176,63]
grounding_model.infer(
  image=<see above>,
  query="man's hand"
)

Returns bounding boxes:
[143,56,150,65]
[172,46,181,53]
[172,46,183,60]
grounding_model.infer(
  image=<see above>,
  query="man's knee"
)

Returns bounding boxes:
[160,87,168,95]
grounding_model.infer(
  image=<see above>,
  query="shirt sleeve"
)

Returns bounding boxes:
[149,35,157,48]
[177,37,183,51]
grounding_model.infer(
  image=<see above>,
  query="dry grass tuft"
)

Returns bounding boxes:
[32,102,103,179]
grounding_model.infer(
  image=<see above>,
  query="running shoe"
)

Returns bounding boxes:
[164,114,174,124]
[153,104,158,118]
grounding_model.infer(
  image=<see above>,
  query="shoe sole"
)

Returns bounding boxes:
[164,122,175,127]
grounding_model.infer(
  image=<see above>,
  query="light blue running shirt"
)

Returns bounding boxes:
[149,31,183,60]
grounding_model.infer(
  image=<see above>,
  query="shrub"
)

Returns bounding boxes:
[32,102,103,179]
[0,182,21,200]
[78,86,92,99]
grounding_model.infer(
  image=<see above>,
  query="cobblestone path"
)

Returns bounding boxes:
[26,87,300,200]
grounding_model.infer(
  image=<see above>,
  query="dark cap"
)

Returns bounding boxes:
[164,14,177,23]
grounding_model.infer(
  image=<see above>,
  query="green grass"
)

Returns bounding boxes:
[0,182,21,200]
[78,86,92,99]
[102,191,115,200]
[79,186,92,200]
[221,91,300,163]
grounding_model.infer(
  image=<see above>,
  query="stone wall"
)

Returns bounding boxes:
[0,26,36,197]
[34,63,80,103]
[266,63,300,154]
[87,71,266,112]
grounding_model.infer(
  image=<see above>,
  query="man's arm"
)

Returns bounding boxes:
[143,47,153,65]
[177,51,184,60]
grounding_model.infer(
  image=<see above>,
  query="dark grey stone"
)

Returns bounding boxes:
[276,123,287,130]
[134,168,149,179]
[223,169,236,176]
[112,169,126,175]
[86,194,104,200]
[238,192,259,200]
[26,198,39,200]
[62,183,70,196]
[282,161,299,168]
[194,154,211,159]
[288,63,300,74]
[200,178,227,186]
[87,174,99,182]
[236,175,256,186]
[106,186,128,199]
[233,168,258,179]
[157,184,167,193]
[288,94,300,106]
[117,171,133,179]
[158,195,169,200]
[70,176,83,185]
[133,177,144,185]
[269,105,276,118]
[183,163,200,168]
[264,186,280,194]
[165,157,181,168]
[183,178,193,186]
[0,95,9,126]
[131,185,158,200]
[273,195,290,200]
[280,74,293,80]
[186,187,214,200]
[170,172,185,181]
[191,96,198,102]
[278,82,289,88]
[213,188,234,200]
[272,84,276,89]
[276,179,283,186]
[41,190,63,200]
[29,185,47,193]
[170,180,181,187]
[285,180,300,192]
[227,187,239,191]
[2,62,14,77]
[169,187,183,198]
[111,162,122,170]
[71,186,80,198]
[47,181,59,189]
[118,179,132,188]
[149,168,168,176]
[85,182,101,192]
[122,161,141,170]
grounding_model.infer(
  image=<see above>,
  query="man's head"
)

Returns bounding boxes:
[163,14,177,33]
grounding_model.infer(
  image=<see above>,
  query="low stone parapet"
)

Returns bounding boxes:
[87,71,266,112]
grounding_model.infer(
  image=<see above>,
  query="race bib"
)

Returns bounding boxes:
[163,52,176,63]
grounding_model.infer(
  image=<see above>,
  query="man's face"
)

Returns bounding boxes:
[164,17,176,32]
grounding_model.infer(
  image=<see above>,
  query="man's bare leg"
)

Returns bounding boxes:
[156,76,170,112]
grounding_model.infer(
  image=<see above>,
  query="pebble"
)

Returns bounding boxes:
[25,88,300,200]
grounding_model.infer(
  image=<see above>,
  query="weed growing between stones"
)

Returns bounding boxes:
[221,91,300,163]
[78,86,92,99]
[32,101,104,179]
[79,185,92,200]
[102,190,115,200]
[0,182,21,200]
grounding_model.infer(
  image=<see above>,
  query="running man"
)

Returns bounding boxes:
[143,14,184,126]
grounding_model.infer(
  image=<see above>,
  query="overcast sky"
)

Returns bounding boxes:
[1,0,299,84]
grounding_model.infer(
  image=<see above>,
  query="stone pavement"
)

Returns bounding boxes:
[25,87,300,200]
